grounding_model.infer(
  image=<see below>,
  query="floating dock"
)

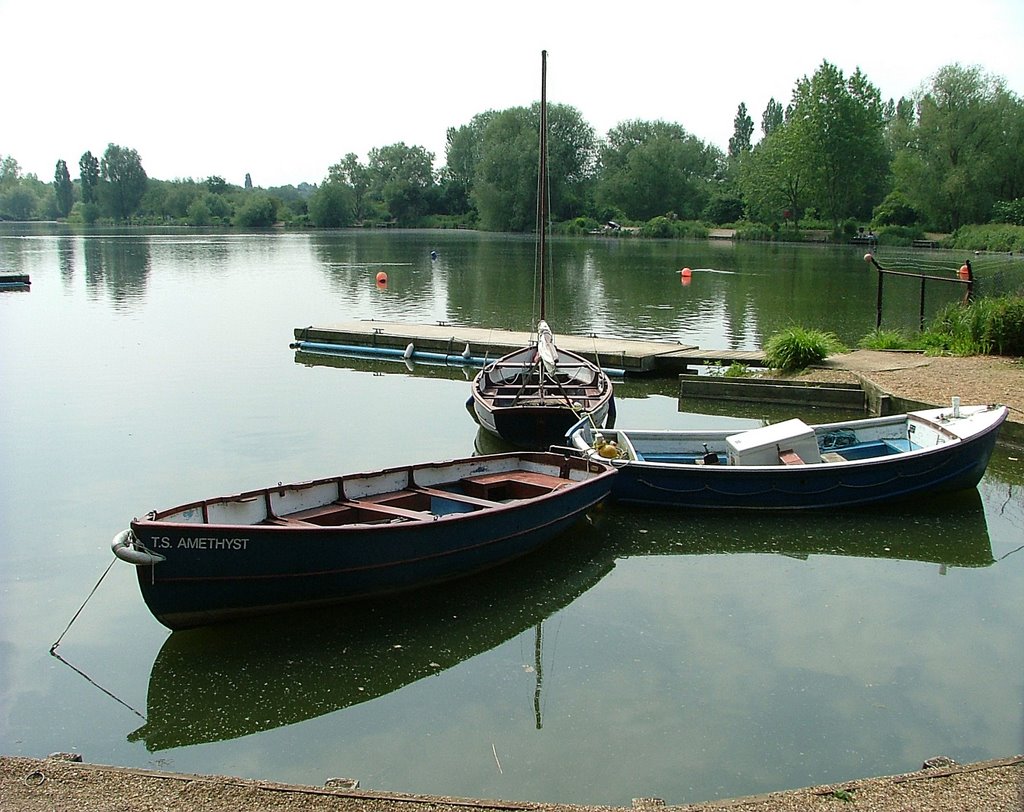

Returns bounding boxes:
[292,321,766,376]
[0,273,31,291]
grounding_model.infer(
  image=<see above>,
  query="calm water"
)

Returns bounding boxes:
[1,225,1022,805]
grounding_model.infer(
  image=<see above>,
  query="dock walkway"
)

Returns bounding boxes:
[292,321,765,376]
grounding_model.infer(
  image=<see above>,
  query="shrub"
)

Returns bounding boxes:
[639,217,708,239]
[946,224,1024,253]
[991,199,1024,226]
[858,328,920,350]
[872,225,926,246]
[935,295,1024,357]
[872,191,921,227]
[763,327,846,372]
[984,295,1024,355]
[702,195,745,225]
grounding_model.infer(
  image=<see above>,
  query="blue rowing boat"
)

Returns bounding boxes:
[567,402,1008,510]
[113,451,615,629]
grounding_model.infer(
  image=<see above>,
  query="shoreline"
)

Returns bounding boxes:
[2,754,1021,811]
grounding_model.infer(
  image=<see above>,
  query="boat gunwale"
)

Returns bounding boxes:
[133,452,614,529]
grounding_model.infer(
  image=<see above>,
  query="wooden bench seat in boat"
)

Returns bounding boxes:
[459,470,568,501]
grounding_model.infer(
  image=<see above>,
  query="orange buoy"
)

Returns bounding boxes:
[375,271,388,288]
[958,264,970,280]
[680,267,692,278]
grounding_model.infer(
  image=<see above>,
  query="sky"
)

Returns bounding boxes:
[3,0,1023,190]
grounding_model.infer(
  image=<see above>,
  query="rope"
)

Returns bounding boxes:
[50,558,115,653]
[48,556,147,721]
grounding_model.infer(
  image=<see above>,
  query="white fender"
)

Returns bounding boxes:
[111,529,165,566]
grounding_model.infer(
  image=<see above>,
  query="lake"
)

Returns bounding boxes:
[1,224,1021,806]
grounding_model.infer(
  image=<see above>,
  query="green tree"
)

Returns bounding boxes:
[739,125,806,224]
[0,155,21,191]
[308,180,356,227]
[788,61,887,228]
[53,160,74,217]
[472,103,596,231]
[761,98,784,137]
[0,186,36,220]
[100,143,148,220]
[893,64,1011,230]
[472,106,539,231]
[366,142,436,225]
[78,151,100,204]
[595,119,721,222]
[728,102,754,157]
[327,153,371,221]
[232,193,277,227]
[441,112,495,216]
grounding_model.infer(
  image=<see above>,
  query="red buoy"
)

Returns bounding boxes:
[680,267,692,278]
[958,264,970,280]
[375,271,388,288]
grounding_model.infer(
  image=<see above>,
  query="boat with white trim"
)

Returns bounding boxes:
[567,402,1007,510]
[112,451,615,629]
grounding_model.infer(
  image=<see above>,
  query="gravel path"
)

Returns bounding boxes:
[2,755,1022,812]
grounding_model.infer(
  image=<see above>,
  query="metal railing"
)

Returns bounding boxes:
[864,254,974,330]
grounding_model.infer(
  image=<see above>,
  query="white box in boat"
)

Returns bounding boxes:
[726,419,821,465]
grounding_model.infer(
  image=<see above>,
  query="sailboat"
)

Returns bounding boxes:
[470,50,615,450]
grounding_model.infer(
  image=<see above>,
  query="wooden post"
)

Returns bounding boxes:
[919,275,927,330]
[876,266,884,329]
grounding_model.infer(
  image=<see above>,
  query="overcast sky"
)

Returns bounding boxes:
[3,0,1022,189]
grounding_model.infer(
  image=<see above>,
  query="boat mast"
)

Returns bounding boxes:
[537,49,548,323]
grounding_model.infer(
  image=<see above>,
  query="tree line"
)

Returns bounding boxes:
[1,61,1021,242]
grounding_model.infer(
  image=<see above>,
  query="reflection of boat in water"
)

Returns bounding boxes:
[599,487,993,569]
[128,485,991,750]
[128,526,614,750]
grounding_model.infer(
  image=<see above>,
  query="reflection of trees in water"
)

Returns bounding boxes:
[57,235,76,285]
[83,236,151,302]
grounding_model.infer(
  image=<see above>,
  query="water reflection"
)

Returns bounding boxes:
[82,234,151,303]
[129,524,614,751]
[129,489,991,752]
[598,488,993,570]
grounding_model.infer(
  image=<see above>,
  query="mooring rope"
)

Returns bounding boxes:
[49,557,147,720]
[50,558,115,653]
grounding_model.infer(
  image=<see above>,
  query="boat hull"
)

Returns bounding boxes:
[119,453,615,629]
[569,405,1007,510]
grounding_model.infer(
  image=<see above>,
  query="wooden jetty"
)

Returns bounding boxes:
[292,321,765,376]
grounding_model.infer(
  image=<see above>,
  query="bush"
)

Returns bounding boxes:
[872,191,921,227]
[858,328,921,350]
[702,195,745,225]
[920,296,1024,356]
[991,199,1024,226]
[872,225,927,246]
[639,217,708,239]
[733,222,778,242]
[946,224,1024,253]
[763,326,846,372]
[984,295,1024,355]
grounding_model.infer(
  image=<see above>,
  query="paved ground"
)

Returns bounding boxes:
[2,754,1021,812]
